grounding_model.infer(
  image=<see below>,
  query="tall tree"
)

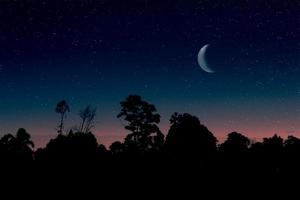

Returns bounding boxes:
[55,100,70,134]
[79,105,97,134]
[117,95,164,152]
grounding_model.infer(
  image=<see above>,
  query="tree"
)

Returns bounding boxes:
[79,105,97,134]
[0,128,34,162]
[117,95,164,153]
[15,128,34,149]
[165,113,217,159]
[0,133,16,160]
[284,135,300,150]
[110,141,124,155]
[262,134,284,172]
[41,130,99,162]
[263,134,284,153]
[220,132,250,153]
[283,136,300,172]
[0,133,15,147]
[55,100,70,134]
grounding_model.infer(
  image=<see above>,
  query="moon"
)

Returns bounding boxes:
[197,44,215,73]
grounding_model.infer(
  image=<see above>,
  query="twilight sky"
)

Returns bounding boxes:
[0,0,299,148]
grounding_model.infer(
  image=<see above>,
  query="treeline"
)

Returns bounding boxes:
[0,95,300,179]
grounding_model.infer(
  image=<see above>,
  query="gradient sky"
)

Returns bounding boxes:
[0,0,299,148]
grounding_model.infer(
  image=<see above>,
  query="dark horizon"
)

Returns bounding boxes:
[1,94,300,196]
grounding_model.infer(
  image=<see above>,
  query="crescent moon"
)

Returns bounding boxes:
[197,44,215,73]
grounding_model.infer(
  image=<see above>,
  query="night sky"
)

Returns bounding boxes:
[0,0,299,147]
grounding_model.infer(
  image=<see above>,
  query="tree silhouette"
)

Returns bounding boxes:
[261,134,284,174]
[0,133,16,161]
[39,130,98,162]
[165,113,217,160]
[0,133,15,146]
[15,128,35,161]
[263,134,284,153]
[283,135,300,173]
[0,128,34,162]
[284,135,300,149]
[79,105,97,134]
[98,144,108,157]
[15,128,34,149]
[218,132,251,175]
[110,141,124,155]
[117,95,164,153]
[55,100,70,134]
[220,132,250,153]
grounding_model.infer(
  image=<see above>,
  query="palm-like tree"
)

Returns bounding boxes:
[55,100,70,134]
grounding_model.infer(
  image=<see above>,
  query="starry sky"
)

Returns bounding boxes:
[0,0,299,148]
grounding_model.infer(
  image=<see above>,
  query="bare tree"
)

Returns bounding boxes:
[55,100,70,134]
[79,105,97,134]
